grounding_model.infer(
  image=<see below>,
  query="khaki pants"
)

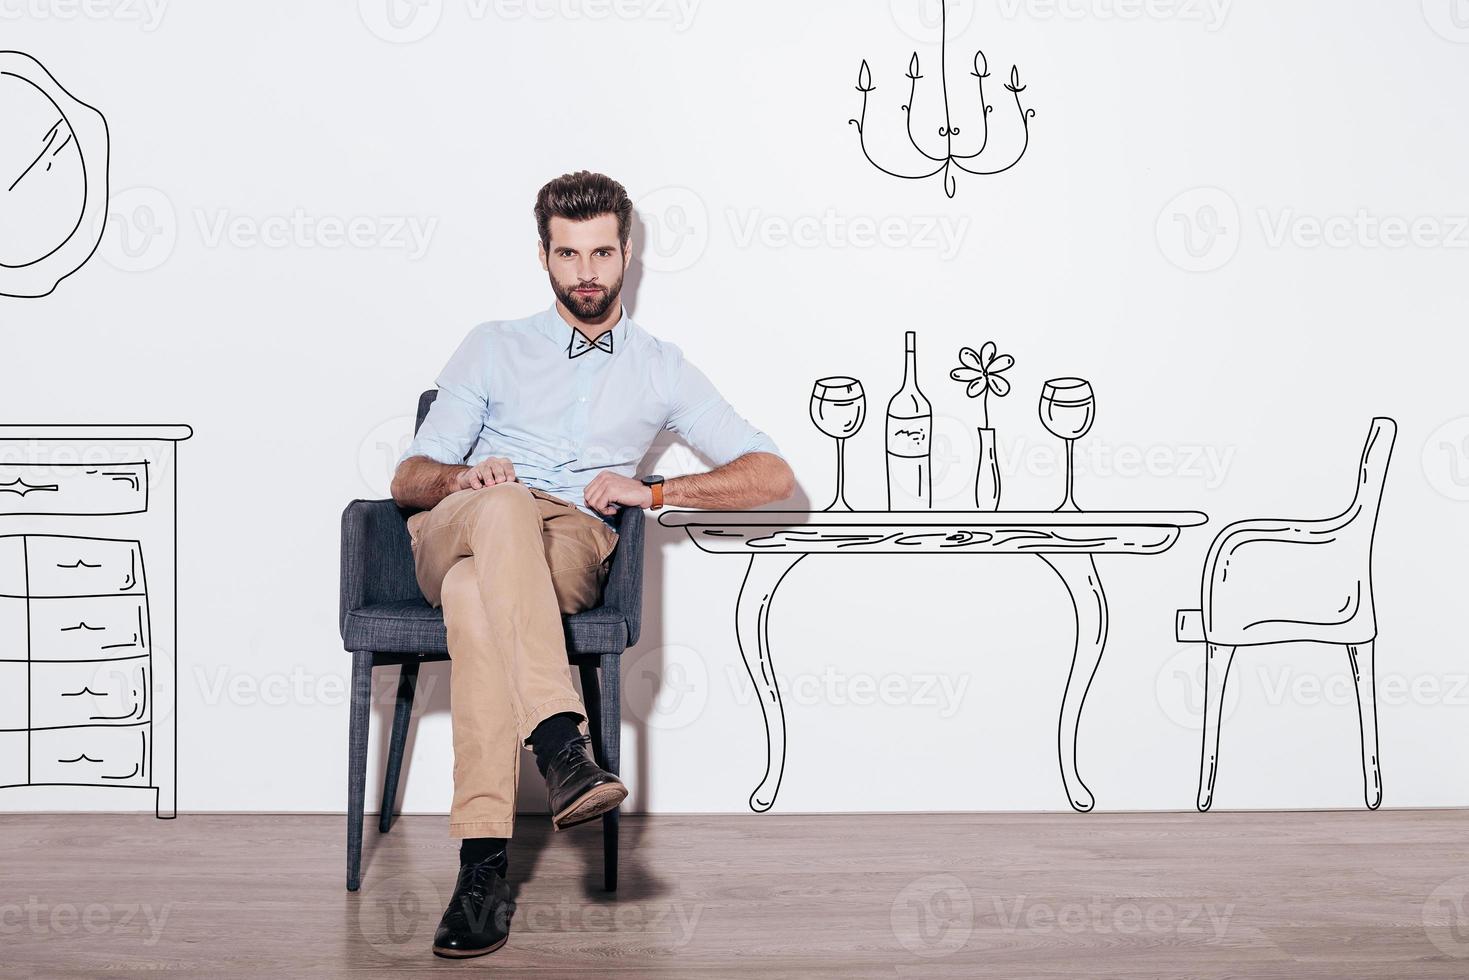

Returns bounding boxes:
[406,482,619,838]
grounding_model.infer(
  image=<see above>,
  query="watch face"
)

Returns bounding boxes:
[0,52,109,298]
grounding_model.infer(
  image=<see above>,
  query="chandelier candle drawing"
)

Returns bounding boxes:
[849,2,1036,198]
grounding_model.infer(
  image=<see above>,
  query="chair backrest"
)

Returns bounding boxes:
[414,390,437,436]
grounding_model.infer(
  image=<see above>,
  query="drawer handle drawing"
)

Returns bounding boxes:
[98,470,141,492]
[54,551,138,591]
[60,622,104,632]
[54,731,145,780]
[54,665,146,721]
[102,623,146,651]
[0,478,58,496]
[101,668,145,722]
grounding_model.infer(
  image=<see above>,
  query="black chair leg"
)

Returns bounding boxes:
[379,660,420,833]
[579,663,605,767]
[347,651,374,892]
[599,652,621,893]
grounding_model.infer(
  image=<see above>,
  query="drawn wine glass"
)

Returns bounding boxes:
[1039,378,1095,513]
[810,377,866,512]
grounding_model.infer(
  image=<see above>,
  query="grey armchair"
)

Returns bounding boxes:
[341,390,645,892]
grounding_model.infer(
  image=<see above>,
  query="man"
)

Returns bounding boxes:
[391,171,795,958]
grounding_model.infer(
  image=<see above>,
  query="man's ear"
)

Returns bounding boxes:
[621,237,633,272]
[538,240,549,272]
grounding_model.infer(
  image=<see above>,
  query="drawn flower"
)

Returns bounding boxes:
[950,342,1015,428]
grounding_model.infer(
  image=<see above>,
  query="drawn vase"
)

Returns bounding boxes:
[974,427,1002,511]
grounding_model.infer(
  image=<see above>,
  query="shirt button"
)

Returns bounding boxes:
[579,396,587,403]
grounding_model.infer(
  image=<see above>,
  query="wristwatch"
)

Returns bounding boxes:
[640,474,665,510]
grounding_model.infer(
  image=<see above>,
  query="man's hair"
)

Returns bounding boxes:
[534,171,634,251]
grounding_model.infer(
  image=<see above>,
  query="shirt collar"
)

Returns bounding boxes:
[536,304,629,356]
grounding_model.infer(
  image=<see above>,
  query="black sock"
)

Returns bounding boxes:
[527,712,584,777]
[459,836,508,872]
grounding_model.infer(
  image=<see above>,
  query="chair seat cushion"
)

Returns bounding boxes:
[344,599,447,654]
[343,599,629,656]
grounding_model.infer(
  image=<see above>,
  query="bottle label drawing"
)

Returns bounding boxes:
[886,331,933,510]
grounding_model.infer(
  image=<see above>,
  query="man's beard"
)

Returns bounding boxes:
[550,274,623,323]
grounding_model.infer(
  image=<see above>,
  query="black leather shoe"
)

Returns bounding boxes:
[432,856,514,958]
[545,734,628,831]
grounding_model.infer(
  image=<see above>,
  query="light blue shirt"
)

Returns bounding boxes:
[403,306,781,518]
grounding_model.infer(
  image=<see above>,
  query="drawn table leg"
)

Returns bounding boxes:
[735,553,807,813]
[1039,554,1109,813]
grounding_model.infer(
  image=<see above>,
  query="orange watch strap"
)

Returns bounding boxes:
[651,481,664,510]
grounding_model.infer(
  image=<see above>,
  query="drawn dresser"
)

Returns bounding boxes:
[0,426,191,818]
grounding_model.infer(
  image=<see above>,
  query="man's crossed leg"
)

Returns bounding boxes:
[406,481,629,958]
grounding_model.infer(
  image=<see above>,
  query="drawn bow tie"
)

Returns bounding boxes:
[568,331,615,359]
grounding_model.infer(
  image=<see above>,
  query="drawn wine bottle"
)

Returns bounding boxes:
[885,331,933,510]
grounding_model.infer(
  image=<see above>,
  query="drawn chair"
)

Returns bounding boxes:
[340,390,645,892]
[1175,418,1395,812]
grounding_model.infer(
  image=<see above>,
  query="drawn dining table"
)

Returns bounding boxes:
[659,509,1209,814]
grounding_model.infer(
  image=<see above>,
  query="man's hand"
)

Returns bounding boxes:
[583,472,652,516]
[457,456,517,490]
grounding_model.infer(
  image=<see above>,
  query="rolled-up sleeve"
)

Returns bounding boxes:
[664,347,780,465]
[399,326,488,467]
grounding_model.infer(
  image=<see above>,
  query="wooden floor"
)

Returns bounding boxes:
[3,810,1468,978]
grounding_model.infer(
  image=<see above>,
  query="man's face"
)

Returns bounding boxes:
[539,214,631,324]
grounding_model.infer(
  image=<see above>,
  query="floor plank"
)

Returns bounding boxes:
[2,811,1467,978]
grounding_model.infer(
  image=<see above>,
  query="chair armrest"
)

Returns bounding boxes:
[1201,515,1373,644]
[603,506,646,647]
[340,498,422,639]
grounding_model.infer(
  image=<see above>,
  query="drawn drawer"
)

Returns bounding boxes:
[0,462,148,516]
[0,731,24,787]
[30,725,149,786]
[0,661,25,731]
[0,596,26,660]
[31,658,150,730]
[28,595,149,661]
[0,536,24,596]
[25,537,146,598]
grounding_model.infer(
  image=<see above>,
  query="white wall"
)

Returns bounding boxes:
[3,0,1468,815]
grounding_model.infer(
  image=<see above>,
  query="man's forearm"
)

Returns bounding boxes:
[664,452,795,511]
[391,456,468,511]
